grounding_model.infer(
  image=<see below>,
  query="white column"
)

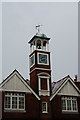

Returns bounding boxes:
[41,40,43,50]
[47,78,50,91]
[35,40,37,50]
[47,41,49,51]
[33,44,34,51]
[38,77,41,91]
[30,46,31,53]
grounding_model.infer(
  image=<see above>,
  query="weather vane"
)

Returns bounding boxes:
[36,24,42,33]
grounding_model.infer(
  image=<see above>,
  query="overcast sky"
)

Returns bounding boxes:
[2,2,78,82]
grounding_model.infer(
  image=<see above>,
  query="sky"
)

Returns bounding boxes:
[1,1,78,82]
[78,1,80,80]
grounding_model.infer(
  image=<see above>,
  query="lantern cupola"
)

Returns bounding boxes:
[28,33,50,53]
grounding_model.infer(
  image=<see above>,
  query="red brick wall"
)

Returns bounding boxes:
[25,93,40,119]
[77,96,80,113]
[2,92,40,120]
[51,95,61,119]
[30,70,38,93]
[40,96,52,120]
[30,69,51,95]
[51,95,80,120]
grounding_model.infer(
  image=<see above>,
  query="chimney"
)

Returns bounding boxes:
[74,75,77,82]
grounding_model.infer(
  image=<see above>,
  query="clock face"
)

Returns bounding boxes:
[39,54,48,64]
[30,55,34,67]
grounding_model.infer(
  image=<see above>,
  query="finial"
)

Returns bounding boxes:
[36,24,42,33]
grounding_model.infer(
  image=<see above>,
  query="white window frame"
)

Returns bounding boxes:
[37,52,49,65]
[61,96,78,112]
[4,92,25,111]
[42,101,48,113]
[38,76,50,96]
[30,53,35,68]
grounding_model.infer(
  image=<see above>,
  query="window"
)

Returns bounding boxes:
[42,102,47,113]
[43,41,46,51]
[4,92,25,111]
[36,40,41,49]
[41,78,47,90]
[61,96,78,112]
[30,54,35,67]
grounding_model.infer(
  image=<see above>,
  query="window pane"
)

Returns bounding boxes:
[19,93,24,96]
[61,99,66,110]
[19,97,24,109]
[61,96,78,112]
[5,96,10,108]
[72,100,77,110]
[67,100,71,110]
[12,97,17,109]
[42,102,47,112]
[4,92,25,110]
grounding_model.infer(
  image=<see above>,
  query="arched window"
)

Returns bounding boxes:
[36,40,41,49]
[43,41,46,50]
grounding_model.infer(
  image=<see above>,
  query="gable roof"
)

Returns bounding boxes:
[50,75,80,101]
[0,69,40,100]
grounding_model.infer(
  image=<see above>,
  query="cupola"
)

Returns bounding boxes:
[28,33,50,53]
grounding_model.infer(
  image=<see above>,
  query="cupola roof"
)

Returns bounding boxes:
[28,33,50,43]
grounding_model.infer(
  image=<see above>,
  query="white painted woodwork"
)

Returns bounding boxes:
[39,90,50,96]
[1,74,31,93]
[58,80,79,96]
[30,39,49,53]
[38,75,50,96]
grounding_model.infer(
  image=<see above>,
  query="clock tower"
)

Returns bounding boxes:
[28,31,52,97]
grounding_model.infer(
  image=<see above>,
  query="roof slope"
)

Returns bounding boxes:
[0,69,40,100]
[50,75,80,101]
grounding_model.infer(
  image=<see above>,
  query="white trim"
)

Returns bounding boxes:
[29,38,49,53]
[1,89,31,93]
[38,75,50,96]
[50,78,68,101]
[0,72,16,88]
[37,72,51,77]
[47,78,50,91]
[0,70,40,101]
[30,67,51,74]
[39,90,50,96]
[69,78,80,93]
[38,77,41,91]
[38,76,50,79]
[57,93,80,97]
[42,101,48,113]
[4,92,25,111]
[61,96,78,112]
[29,53,35,68]
[37,52,49,65]
[50,77,80,101]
